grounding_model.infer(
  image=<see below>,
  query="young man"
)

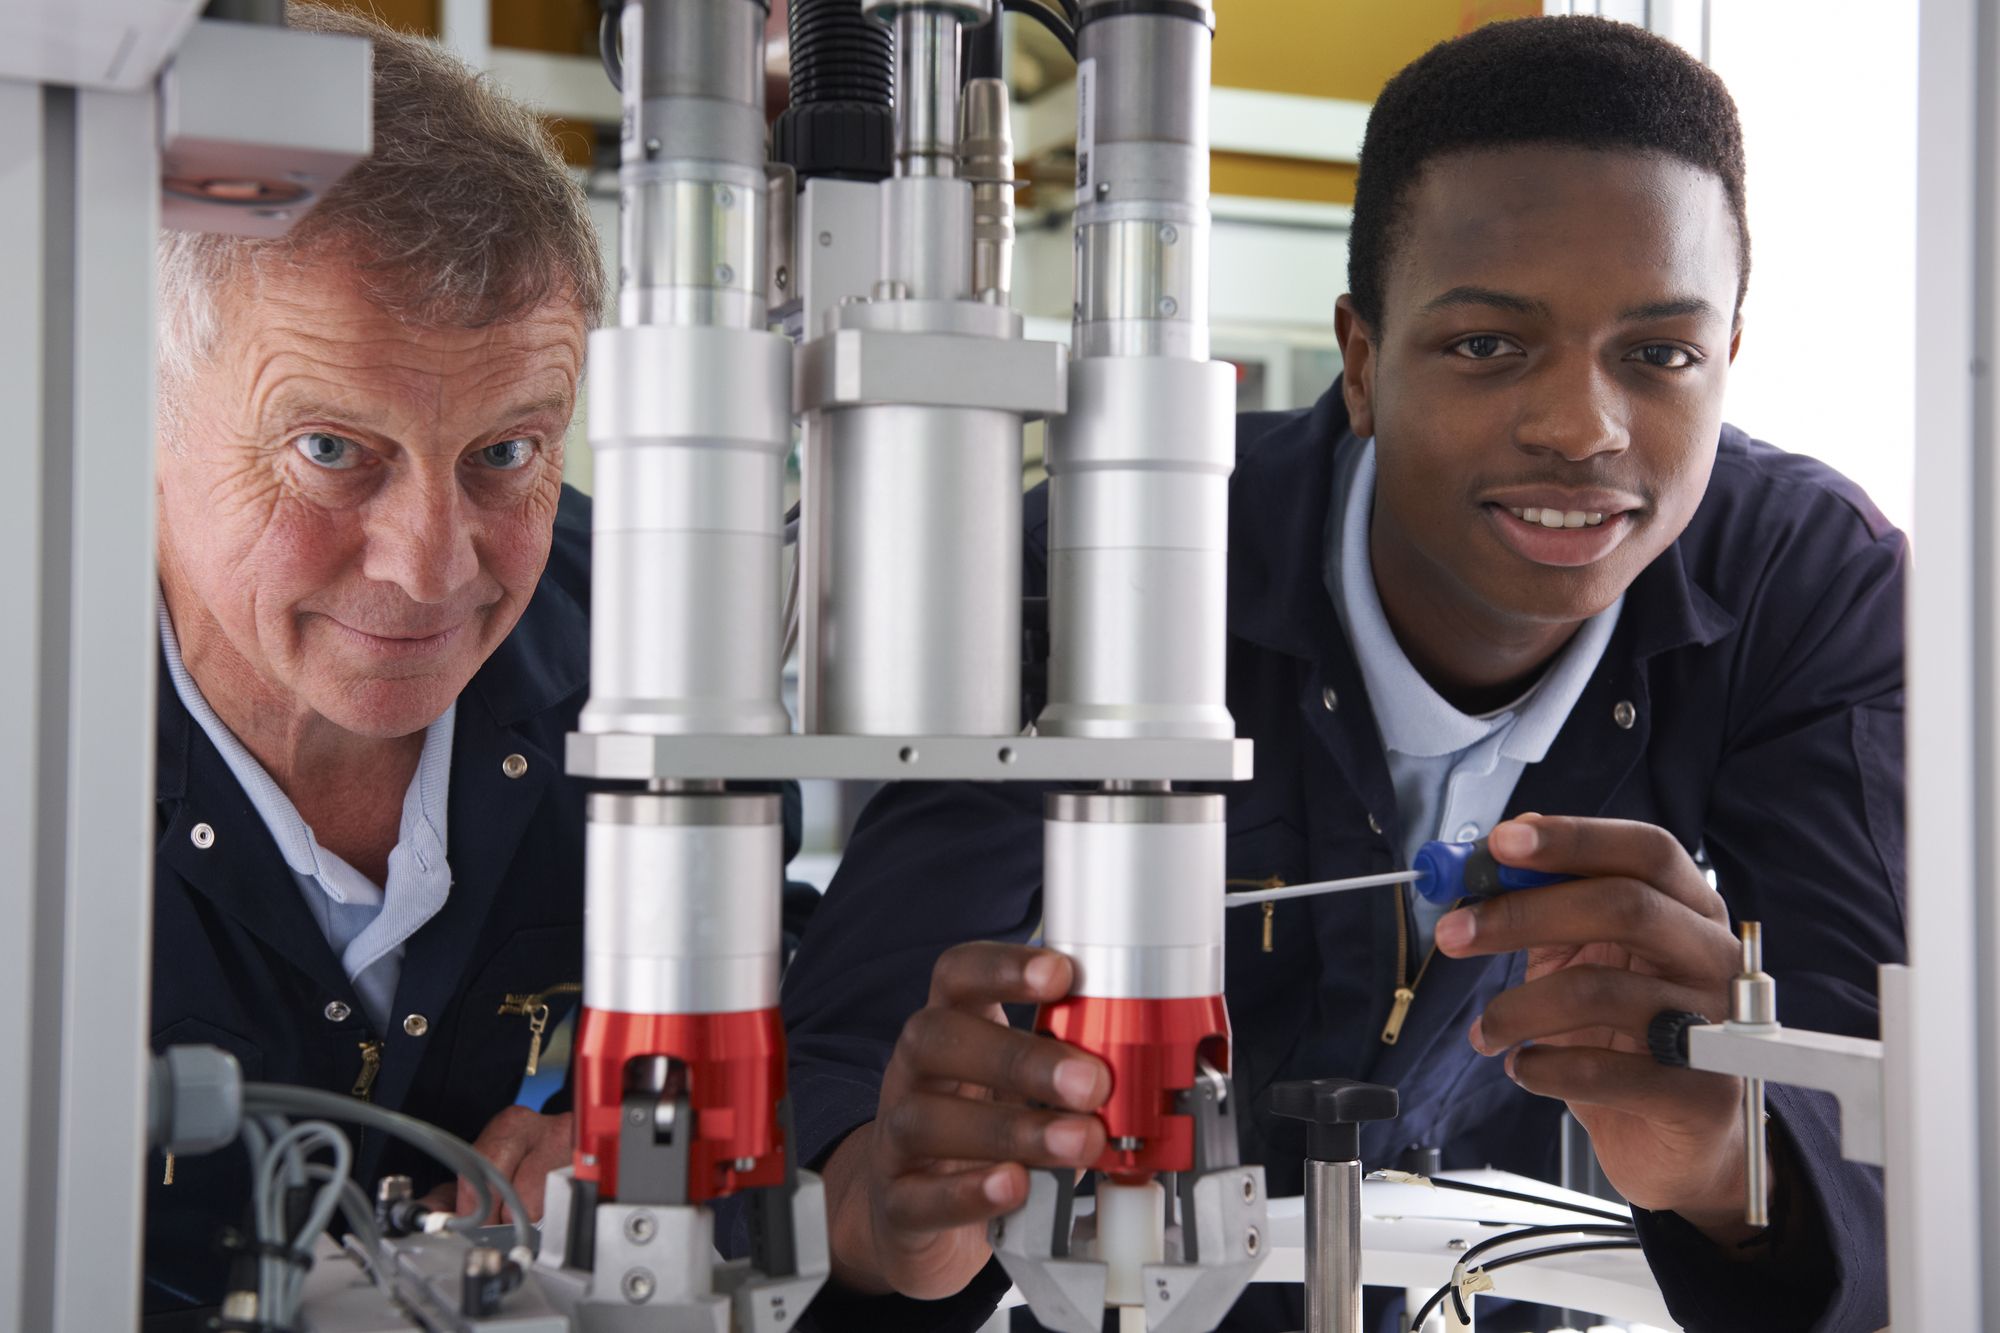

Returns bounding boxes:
[774,16,1902,1332]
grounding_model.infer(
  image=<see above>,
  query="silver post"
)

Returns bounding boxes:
[893,7,961,177]
[1731,921,1775,1229]
[1304,1158,1363,1333]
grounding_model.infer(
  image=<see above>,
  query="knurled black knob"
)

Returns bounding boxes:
[1270,1077,1399,1163]
[1648,1009,1706,1068]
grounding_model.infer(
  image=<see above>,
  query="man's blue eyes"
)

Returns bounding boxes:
[479,440,535,470]
[295,433,360,469]
[291,435,536,470]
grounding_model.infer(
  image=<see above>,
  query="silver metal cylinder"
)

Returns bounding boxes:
[618,0,770,328]
[880,175,974,301]
[804,400,1022,735]
[1038,0,1233,742]
[893,7,961,177]
[580,323,792,736]
[1070,2,1213,358]
[583,793,782,1014]
[1038,356,1235,740]
[1304,1158,1362,1333]
[960,77,1016,301]
[1043,792,1225,999]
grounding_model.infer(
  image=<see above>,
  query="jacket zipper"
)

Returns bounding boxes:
[1225,878,1285,952]
[1382,883,1438,1045]
[499,982,583,1077]
[352,1039,384,1101]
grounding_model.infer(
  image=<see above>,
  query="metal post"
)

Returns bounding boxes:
[1897,0,1993,1325]
[0,81,162,1333]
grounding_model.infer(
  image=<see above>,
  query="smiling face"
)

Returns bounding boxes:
[156,256,588,741]
[1339,145,1742,641]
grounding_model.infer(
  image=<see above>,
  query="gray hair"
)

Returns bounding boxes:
[157,3,605,437]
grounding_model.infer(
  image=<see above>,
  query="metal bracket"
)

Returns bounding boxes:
[1686,1020,1887,1166]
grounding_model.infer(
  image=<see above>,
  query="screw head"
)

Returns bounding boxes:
[1240,1174,1257,1202]
[626,1106,647,1125]
[716,186,735,208]
[1158,224,1178,244]
[1245,1227,1261,1256]
[817,230,833,247]
[1158,296,1178,317]
[622,1268,655,1303]
[624,1211,656,1244]
[715,264,735,285]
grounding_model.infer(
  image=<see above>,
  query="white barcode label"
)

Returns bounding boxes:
[1076,57,1097,192]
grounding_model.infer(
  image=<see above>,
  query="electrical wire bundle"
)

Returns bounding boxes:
[217,1083,538,1332]
[1000,0,1080,57]
[1369,1171,1643,1330]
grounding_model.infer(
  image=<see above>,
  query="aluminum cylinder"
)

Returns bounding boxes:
[584,792,782,1014]
[1071,1,1213,359]
[1043,792,1225,999]
[805,402,1022,735]
[892,7,961,177]
[1037,355,1235,740]
[1304,1158,1363,1333]
[581,323,792,736]
[618,0,770,329]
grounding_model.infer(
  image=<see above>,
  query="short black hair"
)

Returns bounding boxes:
[1347,16,1749,327]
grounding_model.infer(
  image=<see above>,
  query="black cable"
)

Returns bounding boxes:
[1000,0,1078,59]
[1370,1170,1633,1225]
[1408,1237,1645,1329]
[598,7,623,94]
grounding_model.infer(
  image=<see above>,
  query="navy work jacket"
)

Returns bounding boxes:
[142,488,598,1326]
[777,387,1906,1332]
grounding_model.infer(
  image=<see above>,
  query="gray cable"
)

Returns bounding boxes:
[242,1083,536,1256]
[255,1120,351,1325]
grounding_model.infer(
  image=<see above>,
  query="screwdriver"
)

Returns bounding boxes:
[1223,836,1574,909]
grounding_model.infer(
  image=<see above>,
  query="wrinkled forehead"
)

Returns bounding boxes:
[209,255,589,433]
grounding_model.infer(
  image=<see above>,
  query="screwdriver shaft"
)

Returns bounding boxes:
[1224,870,1420,907]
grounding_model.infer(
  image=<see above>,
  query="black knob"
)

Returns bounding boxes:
[1648,1009,1706,1068]
[1270,1077,1399,1163]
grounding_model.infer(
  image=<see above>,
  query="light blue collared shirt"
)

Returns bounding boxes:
[1324,439,1623,950]
[159,603,456,1032]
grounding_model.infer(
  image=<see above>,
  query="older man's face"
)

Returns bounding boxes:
[157,258,587,739]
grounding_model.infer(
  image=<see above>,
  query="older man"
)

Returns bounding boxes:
[144,9,602,1322]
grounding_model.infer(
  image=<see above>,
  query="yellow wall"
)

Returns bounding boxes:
[1213,0,1542,101]
[1208,0,1540,203]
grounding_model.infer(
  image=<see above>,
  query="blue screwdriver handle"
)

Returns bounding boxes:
[1410,837,1574,907]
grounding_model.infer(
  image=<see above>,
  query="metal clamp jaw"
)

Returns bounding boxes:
[536,1080,828,1333]
[991,1064,1268,1333]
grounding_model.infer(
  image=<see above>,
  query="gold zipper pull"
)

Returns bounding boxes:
[1260,902,1275,953]
[525,1003,552,1077]
[352,1039,384,1101]
[163,1153,175,1186]
[1381,986,1417,1045]
[496,992,533,1017]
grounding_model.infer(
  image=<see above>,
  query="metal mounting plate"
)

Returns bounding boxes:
[567,732,1253,782]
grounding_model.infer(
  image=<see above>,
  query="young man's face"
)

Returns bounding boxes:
[1339,146,1742,629]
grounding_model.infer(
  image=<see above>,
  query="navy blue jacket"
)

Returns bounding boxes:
[142,491,603,1324]
[778,388,1906,1332]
